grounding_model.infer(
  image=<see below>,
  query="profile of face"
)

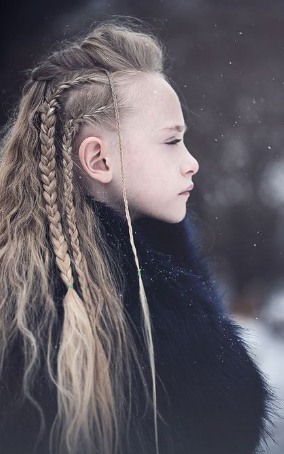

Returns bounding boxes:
[76,73,199,223]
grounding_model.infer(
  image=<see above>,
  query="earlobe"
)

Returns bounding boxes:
[78,136,112,183]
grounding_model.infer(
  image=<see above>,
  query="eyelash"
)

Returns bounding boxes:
[166,139,182,146]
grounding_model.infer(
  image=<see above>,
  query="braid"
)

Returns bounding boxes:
[39,98,74,289]
[39,72,117,352]
[46,74,102,101]
[61,119,92,303]
[39,82,115,454]
[105,69,160,454]
[38,71,109,295]
[42,78,112,337]
[61,118,108,343]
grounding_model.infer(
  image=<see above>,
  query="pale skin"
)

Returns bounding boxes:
[75,73,199,223]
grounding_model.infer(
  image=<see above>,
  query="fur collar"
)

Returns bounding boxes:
[0,197,278,454]
[85,196,227,315]
[85,197,278,454]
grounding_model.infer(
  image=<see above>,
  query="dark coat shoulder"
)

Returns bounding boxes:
[0,199,279,454]
[92,200,279,454]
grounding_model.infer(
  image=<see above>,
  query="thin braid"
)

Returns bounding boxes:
[47,74,101,101]
[104,69,160,454]
[61,118,109,347]
[61,119,93,305]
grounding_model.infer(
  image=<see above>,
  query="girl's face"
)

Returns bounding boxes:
[77,73,199,223]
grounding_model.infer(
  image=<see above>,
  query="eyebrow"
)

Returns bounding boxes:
[160,124,188,133]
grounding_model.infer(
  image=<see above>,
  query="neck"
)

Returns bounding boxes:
[85,196,201,273]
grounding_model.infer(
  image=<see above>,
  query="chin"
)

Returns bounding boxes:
[132,205,187,224]
[160,209,187,224]
[172,213,187,223]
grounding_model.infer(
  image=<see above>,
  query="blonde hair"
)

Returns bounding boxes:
[0,17,170,454]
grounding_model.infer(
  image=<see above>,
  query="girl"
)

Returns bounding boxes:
[0,17,278,454]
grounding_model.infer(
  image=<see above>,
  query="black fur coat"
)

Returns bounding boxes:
[0,197,278,454]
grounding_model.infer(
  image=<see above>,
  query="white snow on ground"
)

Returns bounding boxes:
[233,314,284,454]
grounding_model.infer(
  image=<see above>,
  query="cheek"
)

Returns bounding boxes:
[122,145,170,195]
[123,147,146,177]
[122,144,142,173]
[130,167,157,199]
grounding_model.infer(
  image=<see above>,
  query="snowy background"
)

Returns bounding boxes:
[235,311,284,454]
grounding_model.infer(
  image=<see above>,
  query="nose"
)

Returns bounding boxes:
[184,150,199,176]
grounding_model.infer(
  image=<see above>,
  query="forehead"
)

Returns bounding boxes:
[124,74,184,131]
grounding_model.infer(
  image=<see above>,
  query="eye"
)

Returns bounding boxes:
[166,139,182,146]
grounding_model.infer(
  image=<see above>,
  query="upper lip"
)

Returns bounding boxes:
[179,183,194,194]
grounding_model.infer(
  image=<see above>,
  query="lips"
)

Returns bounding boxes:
[179,183,194,194]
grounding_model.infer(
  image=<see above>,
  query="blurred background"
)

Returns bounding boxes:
[0,0,283,451]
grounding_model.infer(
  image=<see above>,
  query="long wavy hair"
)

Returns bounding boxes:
[0,17,170,454]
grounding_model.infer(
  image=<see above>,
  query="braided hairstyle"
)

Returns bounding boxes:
[0,17,170,454]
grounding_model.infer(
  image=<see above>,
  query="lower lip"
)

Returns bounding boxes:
[179,191,190,195]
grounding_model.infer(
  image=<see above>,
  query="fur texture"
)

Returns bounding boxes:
[0,197,279,454]
[89,198,279,454]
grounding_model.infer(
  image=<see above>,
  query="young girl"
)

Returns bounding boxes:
[0,17,278,454]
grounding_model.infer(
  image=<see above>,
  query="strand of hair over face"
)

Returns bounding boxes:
[104,69,160,454]
[38,68,160,454]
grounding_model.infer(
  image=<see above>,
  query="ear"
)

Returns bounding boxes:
[78,136,113,184]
